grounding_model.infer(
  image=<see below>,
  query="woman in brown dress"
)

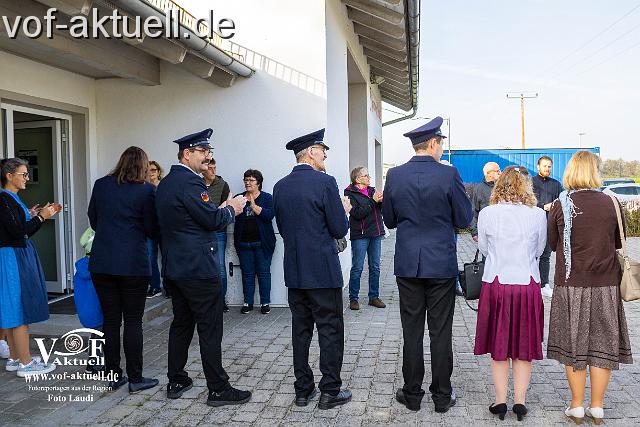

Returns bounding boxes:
[547,151,632,425]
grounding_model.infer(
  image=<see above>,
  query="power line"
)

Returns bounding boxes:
[562,20,640,73]
[540,2,640,75]
[575,38,640,76]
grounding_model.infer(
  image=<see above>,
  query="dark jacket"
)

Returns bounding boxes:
[344,184,384,240]
[88,175,158,276]
[274,164,349,289]
[0,191,43,247]
[382,156,473,278]
[532,174,562,210]
[233,191,277,256]
[470,179,494,236]
[156,164,236,281]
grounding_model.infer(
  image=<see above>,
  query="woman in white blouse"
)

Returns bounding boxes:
[474,166,547,421]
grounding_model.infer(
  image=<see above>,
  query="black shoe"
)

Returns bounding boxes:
[85,363,104,375]
[108,375,128,391]
[318,389,352,410]
[167,377,193,399]
[147,288,161,299]
[162,287,171,299]
[240,304,253,314]
[295,388,318,407]
[223,302,230,313]
[489,403,508,420]
[434,390,457,413]
[261,304,270,314]
[129,377,159,393]
[395,388,420,411]
[512,403,528,421]
[207,387,252,407]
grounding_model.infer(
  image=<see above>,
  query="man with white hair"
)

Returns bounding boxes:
[470,162,501,242]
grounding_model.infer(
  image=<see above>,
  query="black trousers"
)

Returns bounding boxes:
[165,277,229,393]
[288,288,344,396]
[397,276,456,407]
[91,273,148,382]
[538,243,552,286]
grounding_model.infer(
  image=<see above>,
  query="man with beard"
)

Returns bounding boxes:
[273,129,353,409]
[382,117,472,413]
[531,155,562,297]
[156,128,250,407]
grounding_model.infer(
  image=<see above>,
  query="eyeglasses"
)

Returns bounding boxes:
[15,172,29,179]
[311,145,326,153]
[358,174,370,178]
[149,168,158,173]
[192,148,213,156]
[243,178,257,183]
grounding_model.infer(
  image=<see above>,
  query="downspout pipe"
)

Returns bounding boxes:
[382,0,419,126]
[111,0,254,77]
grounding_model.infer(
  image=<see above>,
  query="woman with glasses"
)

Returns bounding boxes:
[344,166,386,310]
[145,161,164,298]
[233,169,276,314]
[0,158,61,377]
[474,166,547,421]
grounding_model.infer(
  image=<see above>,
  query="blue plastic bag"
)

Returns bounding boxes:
[73,256,103,329]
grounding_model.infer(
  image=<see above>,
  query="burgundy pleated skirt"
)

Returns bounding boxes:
[474,277,544,361]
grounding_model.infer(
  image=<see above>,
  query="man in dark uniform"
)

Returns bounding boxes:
[155,128,251,407]
[273,129,353,410]
[382,117,473,413]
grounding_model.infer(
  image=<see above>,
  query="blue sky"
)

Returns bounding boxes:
[382,0,640,165]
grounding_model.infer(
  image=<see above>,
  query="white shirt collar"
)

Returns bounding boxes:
[174,163,202,177]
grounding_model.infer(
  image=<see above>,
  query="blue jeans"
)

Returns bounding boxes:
[147,238,162,292]
[216,231,228,297]
[238,241,273,305]
[348,236,382,301]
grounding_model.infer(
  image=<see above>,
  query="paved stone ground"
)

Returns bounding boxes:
[2,234,640,426]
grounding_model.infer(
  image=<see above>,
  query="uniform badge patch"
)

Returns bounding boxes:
[201,192,210,202]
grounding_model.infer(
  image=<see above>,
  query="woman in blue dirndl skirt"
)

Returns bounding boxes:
[0,158,62,377]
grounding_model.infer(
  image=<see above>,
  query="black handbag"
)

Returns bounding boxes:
[459,249,484,302]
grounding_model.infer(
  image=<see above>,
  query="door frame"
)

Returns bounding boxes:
[2,103,75,293]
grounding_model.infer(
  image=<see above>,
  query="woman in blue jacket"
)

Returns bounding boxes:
[233,169,276,315]
[88,146,158,393]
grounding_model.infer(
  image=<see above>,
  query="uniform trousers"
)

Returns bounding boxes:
[397,276,456,408]
[165,277,230,393]
[288,288,344,396]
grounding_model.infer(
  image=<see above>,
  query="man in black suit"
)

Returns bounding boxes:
[156,128,250,407]
[273,129,353,409]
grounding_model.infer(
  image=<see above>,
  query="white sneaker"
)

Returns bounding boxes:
[5,358,19,372]
[16,358,56,378]
[586,407,604,425]
[0,340,9,359]
[565,406,584,424]
[541,285,554,298]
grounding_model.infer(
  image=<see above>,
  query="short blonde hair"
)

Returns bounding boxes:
[562,151,602,190]
[490,166,537,207]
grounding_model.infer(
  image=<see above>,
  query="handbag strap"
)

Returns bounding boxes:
[606,194,630,266]
[473,249,480,263]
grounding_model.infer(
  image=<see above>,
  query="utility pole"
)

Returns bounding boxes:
[506,92,538,149]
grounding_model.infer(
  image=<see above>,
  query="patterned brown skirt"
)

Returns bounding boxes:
[547,285,633,370]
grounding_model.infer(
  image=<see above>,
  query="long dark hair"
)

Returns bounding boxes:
[110,147,149,185]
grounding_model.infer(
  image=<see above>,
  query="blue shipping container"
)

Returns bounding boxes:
[446,147,601,183]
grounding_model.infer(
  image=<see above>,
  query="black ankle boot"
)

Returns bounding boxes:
[489,403,508,420]
[513,403,528,421]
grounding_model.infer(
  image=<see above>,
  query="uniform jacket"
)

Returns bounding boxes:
[273,164,349,289]
[156,164,235,281]
[88,175,157,276]
[470,179,494,237]
[233,191,277,256]
[344,184,384,240]
[382,156,473,278]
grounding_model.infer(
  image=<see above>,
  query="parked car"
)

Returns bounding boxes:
[602,183,640,202]
[602,178,636,186]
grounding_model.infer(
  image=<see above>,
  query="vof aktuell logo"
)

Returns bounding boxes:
[34,328,104,368]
